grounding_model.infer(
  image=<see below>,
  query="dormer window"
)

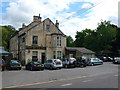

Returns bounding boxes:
[46,24,50,32]
[32,36,38,45]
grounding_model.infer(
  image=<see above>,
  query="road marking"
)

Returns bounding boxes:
[114,75,118,77]
[3,72,115,88]
[82,80,93,82]
[61,83,72,87]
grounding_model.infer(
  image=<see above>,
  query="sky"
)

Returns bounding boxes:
[0,0,119,39]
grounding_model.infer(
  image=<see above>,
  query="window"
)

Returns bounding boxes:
[53,37,56,47]
[69,54,73,58]
[46,25,50,32]
[32,36,38,45]
[32,51,38,61]
[57,51,62,59]
[57,36,62,46]
[53,51,56,59]
[22,37,25,42]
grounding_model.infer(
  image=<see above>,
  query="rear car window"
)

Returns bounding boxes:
[33,62,41,64]
[47,60,53,63]
[10,60,20,64]
[54,59,61,62]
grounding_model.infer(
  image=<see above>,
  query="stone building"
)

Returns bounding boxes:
[65,47,95,59]
[9,14,66,64]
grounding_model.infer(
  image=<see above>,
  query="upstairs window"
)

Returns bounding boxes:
[32,36,38,45]
[22,37,25,42]
[57,36,62,46]
[53,37,56,47]
[46,24,50,32]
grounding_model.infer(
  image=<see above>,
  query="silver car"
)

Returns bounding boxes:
[88,58,103,66]
[44,59,63,70]
[113,57,120,64]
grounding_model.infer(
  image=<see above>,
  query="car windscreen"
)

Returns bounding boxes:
[10,60,20,64]
[0,60,2,64]
[69,58,76,61]
[54,59,61,62]
[91,59,99,61]
[33,62,41,64]
[47,60,53,63]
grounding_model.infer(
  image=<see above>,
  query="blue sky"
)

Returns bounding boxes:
[0,0,118,38]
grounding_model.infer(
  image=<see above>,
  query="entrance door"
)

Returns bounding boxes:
[41,53,46,64]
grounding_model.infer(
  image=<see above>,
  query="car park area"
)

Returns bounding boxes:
[2,62,119,89]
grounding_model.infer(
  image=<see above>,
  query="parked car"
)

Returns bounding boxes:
[75,57,88,67]
[6,60,22,70]
[88,58,103,66]
[62,58,76,68]
[113,57,120,64]
[0,59,6,71]
[98,56,113,62]
[44,59,63,70]
[26,61,44,71]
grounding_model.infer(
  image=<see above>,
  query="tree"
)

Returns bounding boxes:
[0,25,18,51]
[66,36,74,47]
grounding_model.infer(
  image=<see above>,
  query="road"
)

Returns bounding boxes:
[2,62,120,89]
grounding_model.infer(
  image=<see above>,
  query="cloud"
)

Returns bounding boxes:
[82,3,92,8]
[1,0,119,39]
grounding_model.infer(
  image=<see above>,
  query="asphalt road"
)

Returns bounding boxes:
[2,62,119,89]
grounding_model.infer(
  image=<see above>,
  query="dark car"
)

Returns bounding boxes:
[0,59,6,71]
[26,61,44,71]
[62,58,76,68]
[113,57,120,64]
[75,57,87,67]
[98,56,113,62]
[6,60,22,70]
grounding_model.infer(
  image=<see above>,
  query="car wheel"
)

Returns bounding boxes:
[40,69,44,71]
[19,68,21,70]
[64,65,68,68]
[59,67,61,69]
[30,67,33,71]
[91,63,94,66]
[2,67,5,71]
[49,66,53,70]
[80,65,84,68]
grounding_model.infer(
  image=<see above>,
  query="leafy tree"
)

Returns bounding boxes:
[66,36,74,47]
[0,25,18,51]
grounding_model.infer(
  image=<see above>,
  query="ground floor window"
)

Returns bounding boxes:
[57,51,62,59]
[32,51,38,61]
[53,51,56,59]
[69,54,73,58]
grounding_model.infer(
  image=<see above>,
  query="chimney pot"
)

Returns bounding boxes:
[56,20,59,28]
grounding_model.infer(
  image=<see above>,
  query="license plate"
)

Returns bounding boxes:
[38,65,41,66]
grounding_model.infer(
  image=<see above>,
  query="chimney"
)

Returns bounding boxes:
[33,14,42,22]
[22,23,26,28]
[56,20,59,28]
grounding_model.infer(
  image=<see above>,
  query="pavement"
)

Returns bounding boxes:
[1,62,120,89]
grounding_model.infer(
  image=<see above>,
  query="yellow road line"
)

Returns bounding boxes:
[3,72,114,88]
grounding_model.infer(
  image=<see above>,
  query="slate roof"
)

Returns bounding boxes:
[65,47,95,54]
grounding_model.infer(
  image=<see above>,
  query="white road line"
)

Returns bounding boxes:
[61,83,72,87]
[114,75,118,77]
[82,80,93,82]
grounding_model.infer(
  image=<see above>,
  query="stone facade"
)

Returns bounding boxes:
[10,15,66,64]
[65,47,95,59]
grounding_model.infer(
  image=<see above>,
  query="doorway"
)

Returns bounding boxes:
[41,52,46,64]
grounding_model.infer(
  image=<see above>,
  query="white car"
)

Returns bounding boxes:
[44,59,63,70]
[88,58,103,66]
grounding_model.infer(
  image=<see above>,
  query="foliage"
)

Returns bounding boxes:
[66,36,75,47]
[73,20,119,56]
[0,25,18,51]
